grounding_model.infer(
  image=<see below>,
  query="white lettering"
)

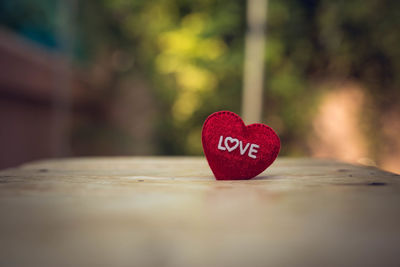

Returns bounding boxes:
[224,137,239,152]
[248,144,260,159]
[239,141,250,155]
[216,136,260,159]
[217,136,226,151]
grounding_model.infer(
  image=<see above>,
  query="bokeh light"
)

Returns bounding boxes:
[0,0,399,173]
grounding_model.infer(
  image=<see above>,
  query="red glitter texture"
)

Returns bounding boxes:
[202,111,280,180]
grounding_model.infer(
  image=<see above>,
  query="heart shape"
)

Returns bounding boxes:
[224,137,239,152]
[202,111,280,180]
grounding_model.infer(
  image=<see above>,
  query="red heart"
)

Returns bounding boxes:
[202,111,280,180]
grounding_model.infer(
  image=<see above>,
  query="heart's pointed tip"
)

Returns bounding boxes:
[213,171,261,180]
[214,176,255,181]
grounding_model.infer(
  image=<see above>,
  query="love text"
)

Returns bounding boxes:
[217,136,259,159]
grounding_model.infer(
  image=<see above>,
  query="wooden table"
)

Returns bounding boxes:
[0,157,399,267]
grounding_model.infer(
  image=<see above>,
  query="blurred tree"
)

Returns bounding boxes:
[1,0,399,165]
[98,0,246,154]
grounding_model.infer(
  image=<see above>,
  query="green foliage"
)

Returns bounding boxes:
[96,0,246,154]
[1,0,399,156]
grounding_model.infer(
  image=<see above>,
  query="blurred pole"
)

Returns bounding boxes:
[242,0,267,124]
[51,0,76,156]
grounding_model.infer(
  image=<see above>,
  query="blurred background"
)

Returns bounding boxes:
[0,0,399,173]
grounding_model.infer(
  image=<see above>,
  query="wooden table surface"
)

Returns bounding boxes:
[0,157,399,267]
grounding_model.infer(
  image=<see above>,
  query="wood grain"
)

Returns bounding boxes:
[0,157,399,267]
